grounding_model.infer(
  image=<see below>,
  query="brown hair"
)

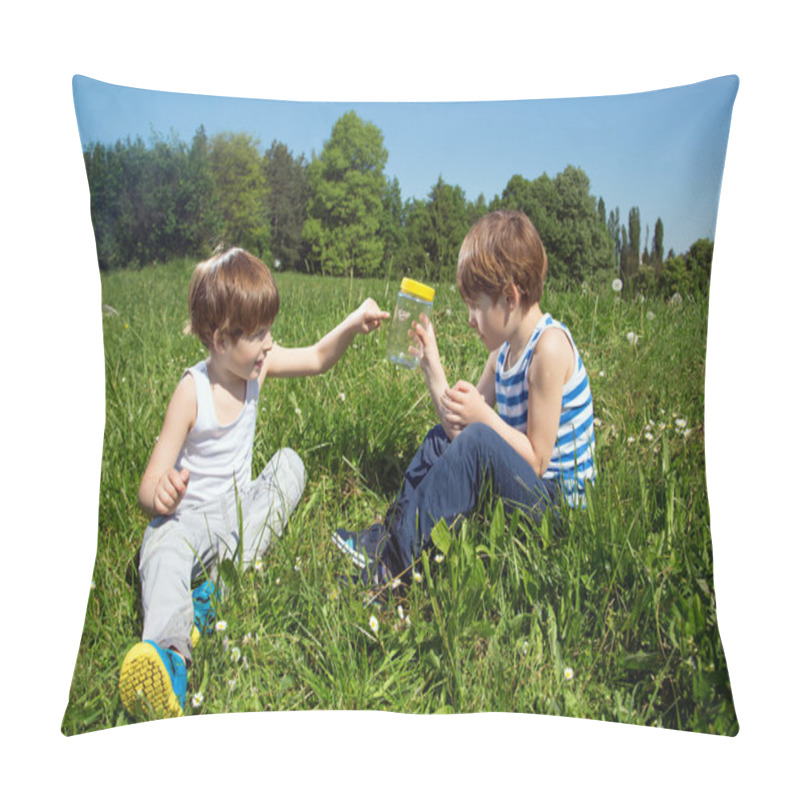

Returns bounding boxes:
[456,210,548,310]
[187,248,279,349]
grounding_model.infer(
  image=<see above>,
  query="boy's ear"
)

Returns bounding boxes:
[211,330,228,354]
[504,283,521,308]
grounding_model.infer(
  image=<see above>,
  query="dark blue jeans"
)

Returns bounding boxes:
[382,423,561,575]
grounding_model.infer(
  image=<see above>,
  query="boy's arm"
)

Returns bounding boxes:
[411,313,498,440]
[138,374,196,517]
[261,298,388,380]
[441,328,572,475]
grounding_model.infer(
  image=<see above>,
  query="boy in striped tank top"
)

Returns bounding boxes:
[334,210,595,584]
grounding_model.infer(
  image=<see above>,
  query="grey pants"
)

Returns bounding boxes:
[138,448,306,660]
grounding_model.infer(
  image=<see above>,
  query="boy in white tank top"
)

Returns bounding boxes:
[119,247,388,718]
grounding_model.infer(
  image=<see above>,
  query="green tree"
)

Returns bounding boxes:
[621,206,641,278]
[263,140,309,271]
[209,133,271,259]
[379,176,405,278]
[652,217,664,268]
[496,167,614,281]
[303,111,388,276]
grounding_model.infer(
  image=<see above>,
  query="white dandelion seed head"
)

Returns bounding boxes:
[626,331,639,346]
[230,646,241,663]
[294,407,302,416]
[612,278,623,292]
[646,310,656,321]
[338,392,346,402]
[599,370,605,378]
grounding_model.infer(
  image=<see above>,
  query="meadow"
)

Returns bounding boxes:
[61,259,737,735]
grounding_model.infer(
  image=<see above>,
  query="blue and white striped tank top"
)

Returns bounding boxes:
[495,314,596,507]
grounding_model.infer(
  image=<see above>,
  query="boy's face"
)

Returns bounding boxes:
[216,327,273,381]
[465,292,512,351]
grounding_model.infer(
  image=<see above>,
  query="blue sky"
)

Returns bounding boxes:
[73,74,738,255]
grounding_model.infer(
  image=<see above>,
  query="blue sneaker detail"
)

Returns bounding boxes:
[192,579,219,636]
[332,524,387,569]
[119,640,187,718]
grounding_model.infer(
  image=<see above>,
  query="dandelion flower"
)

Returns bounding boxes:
[215,620,228,633]
[626,331,639,346]
[191,692,204,708]
[369,615,379,633]
[412,570,422,583]
[564,667,574,681]
[612,278,623,293]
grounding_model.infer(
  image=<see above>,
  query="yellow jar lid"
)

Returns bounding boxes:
[400,277,435,303]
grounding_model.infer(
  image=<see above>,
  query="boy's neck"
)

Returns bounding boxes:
[507,302,543,364]
[206,355,247,396]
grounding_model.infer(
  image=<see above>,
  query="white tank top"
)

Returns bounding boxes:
[175,360,259,509]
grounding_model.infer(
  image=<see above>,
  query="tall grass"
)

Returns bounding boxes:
[62,260,736,734]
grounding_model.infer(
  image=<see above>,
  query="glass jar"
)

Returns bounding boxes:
[386,277,435,369]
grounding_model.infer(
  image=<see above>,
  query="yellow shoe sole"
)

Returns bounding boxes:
[119,642,184,718]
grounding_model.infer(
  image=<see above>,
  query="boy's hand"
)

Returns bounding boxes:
[354,298,390,334]
[441,381,490,429]
[410,313,442,374]
[153,467,190,516]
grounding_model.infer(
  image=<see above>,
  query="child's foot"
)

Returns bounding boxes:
[119,641,187,718]
[332,523,387,569]
[333,524,393,587]
[190,578,220,647]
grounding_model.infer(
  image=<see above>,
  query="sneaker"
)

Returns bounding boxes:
[190,578,219,647]
[332,523,387,569]
[119,640,187,718]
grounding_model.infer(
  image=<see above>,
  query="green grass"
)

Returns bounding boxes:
[61,260,737,734]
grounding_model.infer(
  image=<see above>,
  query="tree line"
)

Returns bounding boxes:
[83,110,712,296]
